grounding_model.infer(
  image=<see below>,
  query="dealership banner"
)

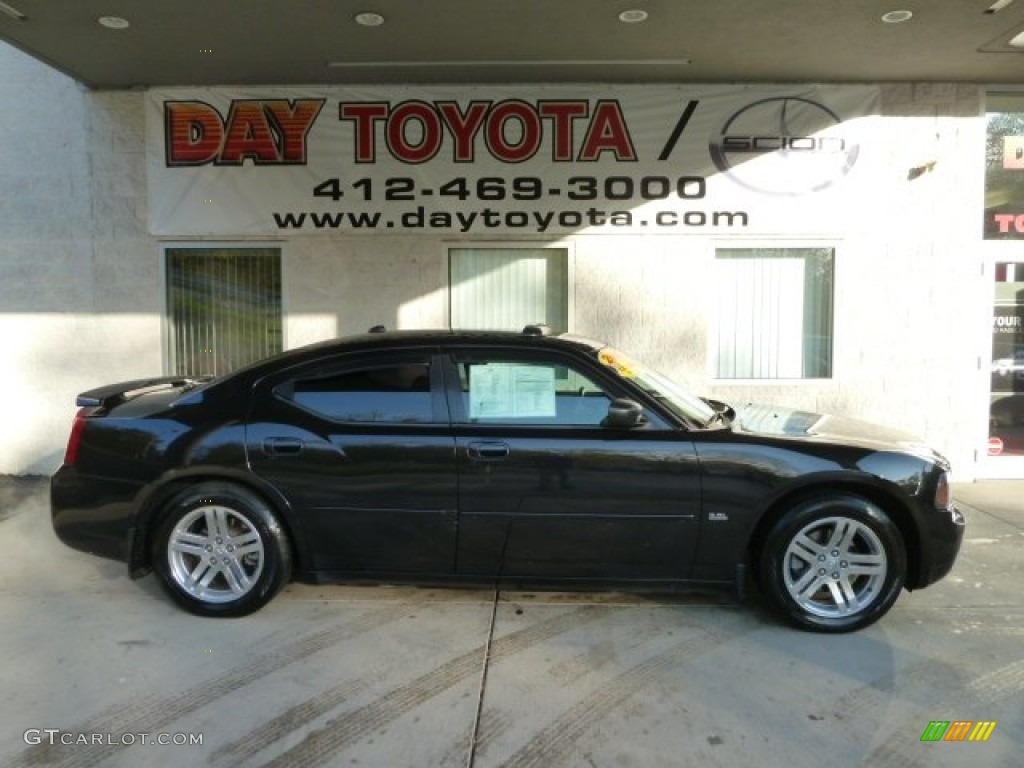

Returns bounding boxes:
[145,84,879,237]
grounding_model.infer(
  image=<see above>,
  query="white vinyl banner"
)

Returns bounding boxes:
[145,84,880,237]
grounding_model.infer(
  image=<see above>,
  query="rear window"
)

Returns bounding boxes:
[276,363,434,423]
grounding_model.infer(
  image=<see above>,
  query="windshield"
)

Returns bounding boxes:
[596,347,718,426]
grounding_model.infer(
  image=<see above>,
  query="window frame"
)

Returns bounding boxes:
[269,350,451,427]
[711,241,838,383]
[161,242,287,378]
[445,242,575,333]
[440,347,671,431]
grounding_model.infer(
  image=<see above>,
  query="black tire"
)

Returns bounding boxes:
[151,482,292,617]
[758,494,906,633]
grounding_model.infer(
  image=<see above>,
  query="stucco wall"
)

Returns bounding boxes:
[0,44,160,473]
[708,84,989,476]
[0,41,991,478]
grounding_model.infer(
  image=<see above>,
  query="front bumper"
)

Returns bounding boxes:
[912,504,965,589]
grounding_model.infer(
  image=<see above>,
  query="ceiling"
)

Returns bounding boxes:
[3,0,1024,89]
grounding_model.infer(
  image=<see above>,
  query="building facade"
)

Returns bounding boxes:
[2,41,1019,480]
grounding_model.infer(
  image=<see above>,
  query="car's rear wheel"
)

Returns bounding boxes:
[151,482,291,617]
[758,494,906,633]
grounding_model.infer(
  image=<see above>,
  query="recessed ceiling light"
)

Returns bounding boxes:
[97,16,130,30]
[881,10,913,23]
[618,9,649,24]
[0,1,27,21]
[354,12,384,27]
[1009,29,1024,47]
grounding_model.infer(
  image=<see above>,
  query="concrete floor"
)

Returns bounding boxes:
[0,477,1021,768]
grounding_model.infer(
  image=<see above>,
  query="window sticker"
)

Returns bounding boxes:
[598,348,639,379]
[469,364,556,419]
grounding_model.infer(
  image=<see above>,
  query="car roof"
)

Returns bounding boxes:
[215,327,607,386]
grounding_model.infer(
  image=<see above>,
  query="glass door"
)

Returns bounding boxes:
[982,93,1024,476]
[987,261,1024,470]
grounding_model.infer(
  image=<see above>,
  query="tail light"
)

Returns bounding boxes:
[934,471,951,510]
[63,407,94,466]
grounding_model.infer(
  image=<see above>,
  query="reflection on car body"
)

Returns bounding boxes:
[51,326,964,633]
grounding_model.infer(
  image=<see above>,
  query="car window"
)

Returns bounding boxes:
[456,358,612,426]
[276,362,434,423]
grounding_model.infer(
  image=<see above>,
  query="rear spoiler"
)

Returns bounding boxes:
[76,376,205,409]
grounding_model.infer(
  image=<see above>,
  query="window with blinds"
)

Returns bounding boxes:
[449,247,569,332]
[715,247,834,379]
[165,247,283,378]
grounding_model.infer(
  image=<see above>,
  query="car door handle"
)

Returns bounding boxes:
[263,437,304,456]
[467,441,510,461]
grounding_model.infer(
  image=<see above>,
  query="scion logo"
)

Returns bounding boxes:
[710,97,859,196]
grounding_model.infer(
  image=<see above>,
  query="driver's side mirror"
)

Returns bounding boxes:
[602,398,647,429]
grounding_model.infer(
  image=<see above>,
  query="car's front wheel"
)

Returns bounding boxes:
[151,482,292,617]
[758,494,906,633]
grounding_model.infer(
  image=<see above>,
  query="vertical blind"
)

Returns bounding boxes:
[166,247,282,377]
[449,248,569,332]
[715,248,834,379]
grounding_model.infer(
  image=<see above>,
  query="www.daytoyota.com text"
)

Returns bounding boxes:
[272,175,750,233]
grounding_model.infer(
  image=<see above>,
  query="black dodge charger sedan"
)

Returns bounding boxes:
[51,326,964,632]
